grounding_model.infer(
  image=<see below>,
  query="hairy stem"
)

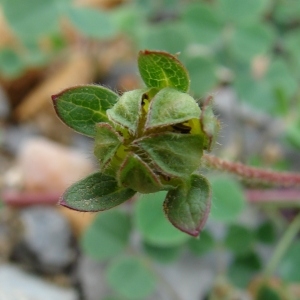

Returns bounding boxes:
[203,153,300,187]
[264,213,300,277]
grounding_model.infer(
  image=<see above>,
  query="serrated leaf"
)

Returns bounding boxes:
[200,96,220,151]
[117,153,165,193]
[94,123,123,168]
[81,210,131,261]
[106,256,156,299]
[146,87,201,129]
[135,192,189,247]
[210,176,246,222]
[60,172,136,212]
[138,50,190,92]
[106,89,146,134]
[52,85,119,137]
[66,7,116,39]
[135,132,203,178]
[164,174,211,236]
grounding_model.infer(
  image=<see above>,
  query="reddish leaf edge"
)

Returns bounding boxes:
[163,192,212,237]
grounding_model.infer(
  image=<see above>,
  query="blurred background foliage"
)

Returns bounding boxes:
[1,0,300,299]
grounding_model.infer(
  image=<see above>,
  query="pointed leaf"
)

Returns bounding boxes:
[135,132,203,178]
[117,153,165,193]
[52,85,118,137]
[60,172,136,212]
[138,50,190,92]
[106,89,145,134]
[94,123,123,168]
[146,87,201,129]
[164,174,211,236]
[200,96,220,151]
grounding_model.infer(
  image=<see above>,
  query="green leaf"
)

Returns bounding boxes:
[81,210,131,261]
[142,242,182,263]
[137,22,190,55]
[52,85,118,137]
[185,56,217,96]
[0,48,25,78]
[94,123,123,168]
[106,89,146,134]
[200,96,220,151]
[210,176,246,222]
[135,132,203,178]
[146,87,201,129]
[182,3,223,46]
[228,251,262,288]
[256,221,277,245]
[164,174,211,236]
[66,7,117,39]
[117,153,165,193]
[106,256,156,299]
[256,285,282,300]
[60,172,136,212]
[231,23,275,62]
[224,224,255,255]
[188,230,215,256]
[278,240,300,283]
[218,0,271,24]
[138,50,190,92]
[1,0,68,42]
[135,192,189,247]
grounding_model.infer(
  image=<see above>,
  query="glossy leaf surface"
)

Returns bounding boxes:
[52,85,118,137]
[60,172,136,212]
[138,50,190,92]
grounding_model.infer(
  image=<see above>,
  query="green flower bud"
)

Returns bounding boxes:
[94,87,206,193]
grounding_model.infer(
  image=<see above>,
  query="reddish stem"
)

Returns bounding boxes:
[1,191,60,207]
[246,189,300,204]
[204,153,300,187]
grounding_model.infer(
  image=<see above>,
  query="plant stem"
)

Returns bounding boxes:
[264,213,300,278]
[246,189,300,204]
[203,153,300,187]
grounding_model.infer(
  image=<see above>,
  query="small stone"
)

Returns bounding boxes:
[0,264,78,300]
[19,206,75,272]
[17,137,95,193]
[76,255,109,300]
